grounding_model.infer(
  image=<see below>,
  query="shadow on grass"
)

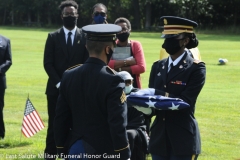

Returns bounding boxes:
[0,141,31,149]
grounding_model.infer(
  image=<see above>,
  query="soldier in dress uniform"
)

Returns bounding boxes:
[54,24,130,160]
[131,16,206,160]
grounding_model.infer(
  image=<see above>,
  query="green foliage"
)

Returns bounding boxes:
[0,26,240,159]
[0,0,239,29]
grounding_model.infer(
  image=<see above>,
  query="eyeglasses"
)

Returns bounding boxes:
[62,12,77,17]
[94,12,106,17]
[125,80,132,85]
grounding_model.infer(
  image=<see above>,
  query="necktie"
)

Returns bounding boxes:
[168,63,174,73]
[67,32,72,54]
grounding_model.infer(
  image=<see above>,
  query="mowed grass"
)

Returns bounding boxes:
[0,26,239,160]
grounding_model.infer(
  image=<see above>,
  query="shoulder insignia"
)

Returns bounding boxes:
[120,91,126,103]
[107,66,117,75]
[67,64,82,70]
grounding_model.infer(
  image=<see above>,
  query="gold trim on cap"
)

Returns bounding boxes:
[162,25,194,35]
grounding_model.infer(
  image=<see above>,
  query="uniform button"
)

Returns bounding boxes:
[164,85,166,88]
[163,118,165,121]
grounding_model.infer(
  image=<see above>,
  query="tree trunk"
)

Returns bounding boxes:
[28,11,31,23]
[37,11,41,27]
[145,1,152,30]
[11,10,14,26]
[3,9,6,25]
[132,0,141,30]
[47,11,52,26]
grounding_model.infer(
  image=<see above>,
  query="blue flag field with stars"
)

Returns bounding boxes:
[127,95,190,110]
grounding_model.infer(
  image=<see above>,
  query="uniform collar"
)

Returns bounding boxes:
[168,51,187,68]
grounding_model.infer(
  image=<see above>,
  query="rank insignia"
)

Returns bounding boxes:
[164,19,167,25]
[120,91,126,103]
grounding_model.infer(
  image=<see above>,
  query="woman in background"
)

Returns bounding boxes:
[108,17,146,88]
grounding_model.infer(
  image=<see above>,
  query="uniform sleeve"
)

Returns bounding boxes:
[54,72,71,153]
[106,76,130,159]
[43,33,61,85]
[130,41,146,74]
[0,37,12,74]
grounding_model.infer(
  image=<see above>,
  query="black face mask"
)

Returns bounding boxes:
[162,38,182,55]
[116,32,130,42]
[106,47,114,64]
[63,16,77,28]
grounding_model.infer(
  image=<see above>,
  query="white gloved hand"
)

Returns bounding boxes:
[130,88,155,96]
[133,105,152,115]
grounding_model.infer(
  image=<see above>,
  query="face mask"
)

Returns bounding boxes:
[116,32,130,42]
[94,15,106,24]
[124,85,133,94]
[63,16,77,28]
[162,38,182,55]
[106,47,113,64]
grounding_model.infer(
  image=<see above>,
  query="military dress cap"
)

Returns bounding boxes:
[160,16,198,38]
[82,24,122,41]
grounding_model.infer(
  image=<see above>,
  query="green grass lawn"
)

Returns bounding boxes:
[0,26,240,160]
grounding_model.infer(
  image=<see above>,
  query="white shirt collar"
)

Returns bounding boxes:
[63,26,77,36]
[168,51,186,68]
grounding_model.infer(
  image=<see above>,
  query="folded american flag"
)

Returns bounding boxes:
[127,95,190,110]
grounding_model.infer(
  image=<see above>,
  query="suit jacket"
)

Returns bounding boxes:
[43,27,89,95]
[0,35,12,90]
[54,57,130,159]
[148,51,206,156]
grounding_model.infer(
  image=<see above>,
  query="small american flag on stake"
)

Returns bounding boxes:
[21,97,45,138]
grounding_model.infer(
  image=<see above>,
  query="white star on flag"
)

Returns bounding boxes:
[168,102,180,110]
[145,100,156,107]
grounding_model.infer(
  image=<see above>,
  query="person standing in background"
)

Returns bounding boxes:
[92,3,108,24]
[0,34,12,140]
[108,17,146,89]
[43,0,88,159]
[54,24,130,160]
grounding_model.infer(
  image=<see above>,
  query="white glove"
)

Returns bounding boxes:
[133,105,152,115]
[130,88,155,96]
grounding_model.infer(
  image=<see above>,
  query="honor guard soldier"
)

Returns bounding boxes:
[132,16,206,160]
[54,24,131,160]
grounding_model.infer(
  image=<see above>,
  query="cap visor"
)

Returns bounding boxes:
[161,34,179,38]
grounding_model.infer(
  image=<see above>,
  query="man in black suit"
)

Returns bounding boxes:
[43,0,88,158]
[54,24,130,160]
[132,16,206,160]
[0,35,12,140]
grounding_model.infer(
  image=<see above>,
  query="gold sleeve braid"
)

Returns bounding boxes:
[114,144,129,152]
